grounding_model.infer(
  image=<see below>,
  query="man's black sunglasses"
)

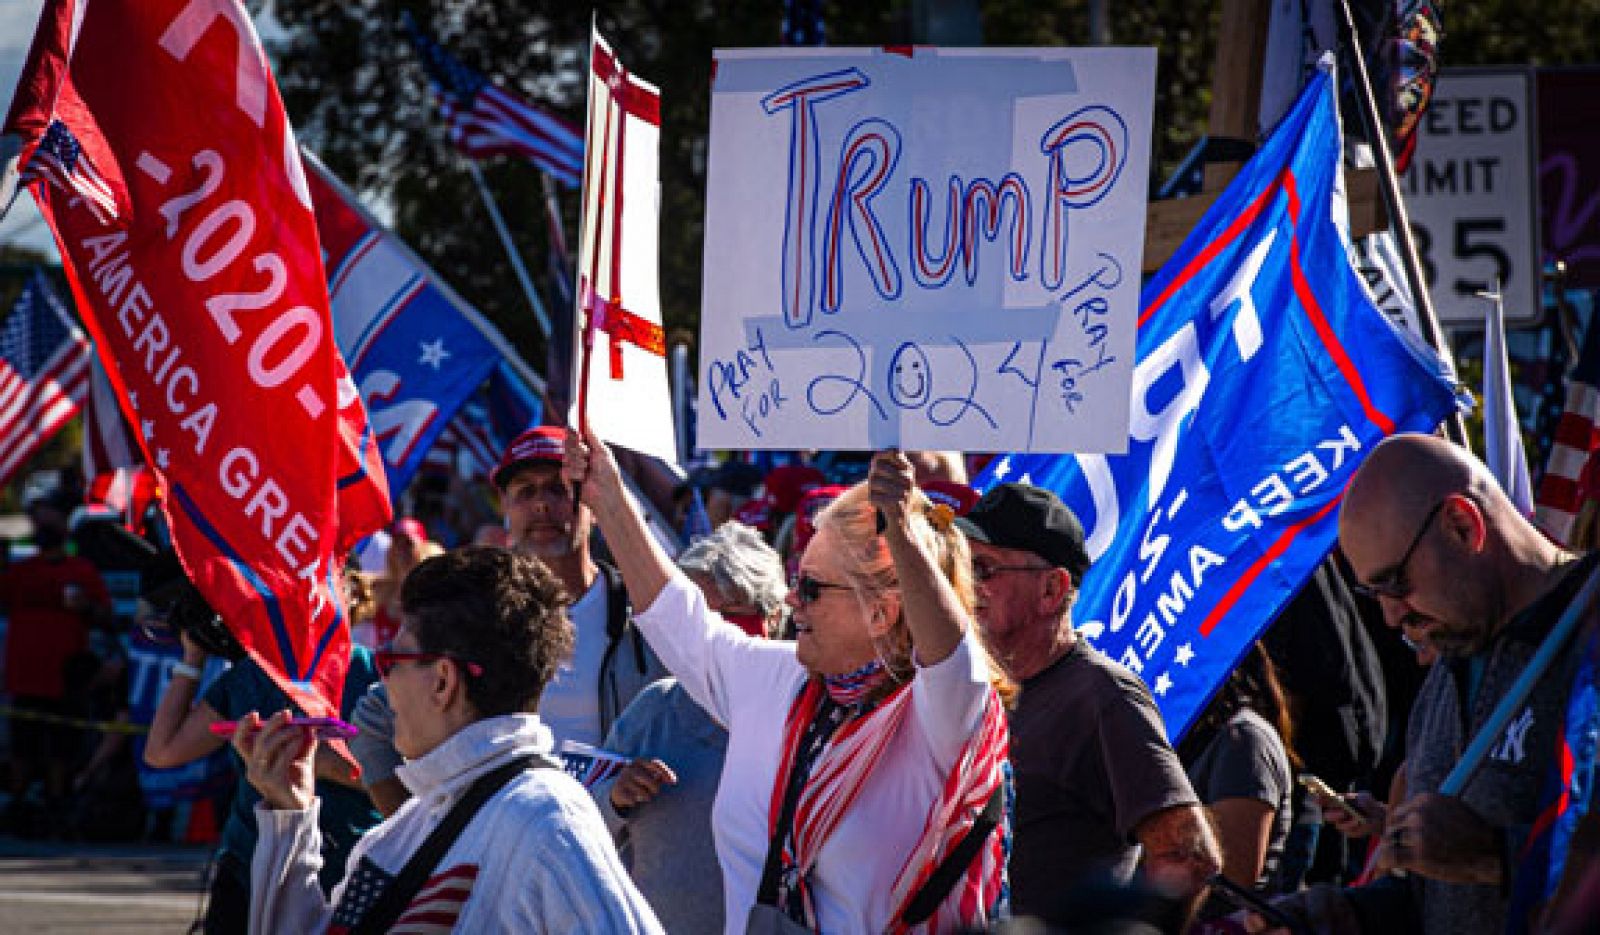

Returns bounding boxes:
[1351,498,1449,601]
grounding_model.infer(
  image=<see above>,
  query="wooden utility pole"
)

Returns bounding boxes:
[1143,0,1383,272]
[1142,0,1469,449]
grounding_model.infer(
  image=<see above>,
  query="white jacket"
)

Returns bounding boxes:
[249,713,663,934]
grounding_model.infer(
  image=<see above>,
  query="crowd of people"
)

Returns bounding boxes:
[2,428,1599,933]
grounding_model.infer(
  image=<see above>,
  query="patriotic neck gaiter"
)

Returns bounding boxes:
[822,658,891,707]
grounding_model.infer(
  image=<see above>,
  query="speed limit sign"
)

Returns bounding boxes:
[1402,68,1540,326]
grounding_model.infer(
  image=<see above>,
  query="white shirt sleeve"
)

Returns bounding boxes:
[632,572,800,727]
[909,627,992,771]
[248,801,336,935]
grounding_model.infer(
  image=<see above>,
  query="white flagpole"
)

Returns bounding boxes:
[1481,280,1535,514]
[464,159,554,341]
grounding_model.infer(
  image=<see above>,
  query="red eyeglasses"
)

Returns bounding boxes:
[374,648,484,679]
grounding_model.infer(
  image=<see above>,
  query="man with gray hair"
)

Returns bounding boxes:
[590,522,787,933]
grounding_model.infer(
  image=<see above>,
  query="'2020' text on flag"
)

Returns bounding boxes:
[6,0,391,718]
[974,63,1466,738]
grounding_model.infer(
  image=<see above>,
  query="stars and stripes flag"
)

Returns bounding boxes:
[328,856,479,935]
[557,740,630,789]
[1534,313,1600,546]
[403,14,583,187]
[0,270,91,486]
[82,358,142,482]
[19,119,118,224]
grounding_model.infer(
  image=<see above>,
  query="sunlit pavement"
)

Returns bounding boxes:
[0,835,210,933]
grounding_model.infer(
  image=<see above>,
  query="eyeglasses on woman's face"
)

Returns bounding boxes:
[790,572,851,606]
[374,644,484,679]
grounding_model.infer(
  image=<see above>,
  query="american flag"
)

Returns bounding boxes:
[557,740,630,789]
[403,15,583,187]
[0,270,92,486]
[1535,313,1600,545]
[328,855,479,935]
[428,405,500,480]
[21,120,119,224]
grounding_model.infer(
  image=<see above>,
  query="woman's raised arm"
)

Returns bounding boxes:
[564,425,676,614]
[867,450,968,667]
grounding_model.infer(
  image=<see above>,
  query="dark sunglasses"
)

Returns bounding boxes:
[790,573,851,606]
[972,560,1052,582]
[374,647,484,679]
[1351,498,1449,601]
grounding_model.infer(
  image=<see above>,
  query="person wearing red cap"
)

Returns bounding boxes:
[492,427,664,746]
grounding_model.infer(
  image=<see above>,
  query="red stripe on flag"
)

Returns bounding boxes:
[1200,494,1343,637]
[1141,173,1287,328]
[1287,233,1395,435]
[590,41,661,126]
[1553,414,1598,451]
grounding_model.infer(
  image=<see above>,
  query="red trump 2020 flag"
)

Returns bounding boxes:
[4,0,391,717]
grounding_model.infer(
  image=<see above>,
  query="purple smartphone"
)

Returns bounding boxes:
[209,716,359,740]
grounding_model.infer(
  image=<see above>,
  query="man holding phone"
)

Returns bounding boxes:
[1248,434,1597,934]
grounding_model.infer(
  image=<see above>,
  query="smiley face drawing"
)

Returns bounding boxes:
[888,342,932,408]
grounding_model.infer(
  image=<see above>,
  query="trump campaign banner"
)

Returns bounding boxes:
[974,63,1467,738]
[4,0,391,718]
[305,152,531,499]
[698,46,1155,453]
[572,30,678,465]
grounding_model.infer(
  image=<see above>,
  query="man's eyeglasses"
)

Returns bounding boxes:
[374,647,484,679]
[1352,499,1449,601]
[790,573,851,606]
[971,561,1052,582]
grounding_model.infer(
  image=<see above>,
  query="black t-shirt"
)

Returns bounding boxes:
[1008,639,1200,921]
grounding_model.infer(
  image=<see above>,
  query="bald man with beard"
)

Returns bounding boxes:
[1255,433,1596,935]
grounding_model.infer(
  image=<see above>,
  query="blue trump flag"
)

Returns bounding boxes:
[305,152,538,499]
[973,64,1467,739]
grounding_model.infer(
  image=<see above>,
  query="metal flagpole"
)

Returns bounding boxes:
[464,159,554,341]
[1335,0,1469,449]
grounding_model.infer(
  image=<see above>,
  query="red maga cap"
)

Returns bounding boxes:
[493,426,567,489]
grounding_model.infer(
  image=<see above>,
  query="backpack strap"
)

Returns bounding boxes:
[348,752,557,935]
[596,561,648,738]
[898,780,1005,927]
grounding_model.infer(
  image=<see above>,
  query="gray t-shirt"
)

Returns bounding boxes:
[592,678,728,935]
[1184,708,1293,890]
[1008,639,1200,922]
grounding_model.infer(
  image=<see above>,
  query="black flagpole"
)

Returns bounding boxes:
[1335,0,1470,449]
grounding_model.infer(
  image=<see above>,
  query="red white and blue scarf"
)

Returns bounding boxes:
[768,673,1009,932]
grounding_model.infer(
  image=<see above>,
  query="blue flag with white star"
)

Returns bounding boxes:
[306,155,506,499]
[973,64,1467,739]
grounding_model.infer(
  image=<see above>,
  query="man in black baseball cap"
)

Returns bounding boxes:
[957,483,1217,928]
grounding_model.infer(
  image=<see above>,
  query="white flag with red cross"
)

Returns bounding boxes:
[570,29,677,465]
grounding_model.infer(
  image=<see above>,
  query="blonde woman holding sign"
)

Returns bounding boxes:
[565,427,1011,934]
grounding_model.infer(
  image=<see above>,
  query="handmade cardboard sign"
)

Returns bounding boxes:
[699,46,1155,453]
